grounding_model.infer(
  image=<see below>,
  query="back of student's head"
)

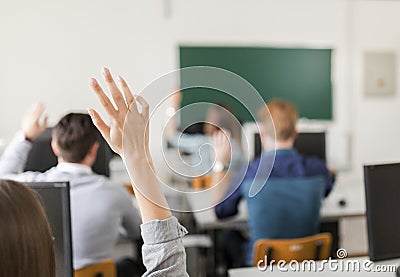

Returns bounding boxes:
[0,179,55,277]
[258,100,298,141]
[52,113,99,163]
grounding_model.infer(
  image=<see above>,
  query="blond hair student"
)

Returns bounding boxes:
[213,99,334,267]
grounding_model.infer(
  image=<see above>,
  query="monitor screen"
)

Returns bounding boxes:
[254,132,326,161]
[24,128,114,177]
[26,182,73,277]
[364,163,400,261]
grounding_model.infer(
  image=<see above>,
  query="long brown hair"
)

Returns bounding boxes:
[0,179,55,277]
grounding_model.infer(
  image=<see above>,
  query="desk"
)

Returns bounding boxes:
[228,257,400,276]
[186,184,366,230]
[186,184,366,273]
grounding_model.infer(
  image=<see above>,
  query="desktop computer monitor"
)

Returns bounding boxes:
[364,163,400,262]
[27,182,73,277]
[254,132,326,161]
[24,128,114,177]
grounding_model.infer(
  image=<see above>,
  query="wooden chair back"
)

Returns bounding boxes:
[74,259,116,277]
[253,233,332,266]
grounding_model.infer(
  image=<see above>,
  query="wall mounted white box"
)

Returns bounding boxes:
[364,52,397,97]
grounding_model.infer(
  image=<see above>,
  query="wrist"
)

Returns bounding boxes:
[213,161,228,173]
[17,131,33,143]
[123,151,153,168]
[24,133,34,142]
[166,107,176,117]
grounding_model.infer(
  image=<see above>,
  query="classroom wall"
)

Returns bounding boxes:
[1,0,400,181]
[352,1,400,176]
[0,0,348,178]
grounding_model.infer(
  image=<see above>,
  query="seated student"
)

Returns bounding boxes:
[0,179,55,277]
[88,68,188,275]
[165,90,244,176]
[213,100,334,267]
[0,107,143,276]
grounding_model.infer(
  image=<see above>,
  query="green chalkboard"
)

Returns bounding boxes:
[179,46,332,125]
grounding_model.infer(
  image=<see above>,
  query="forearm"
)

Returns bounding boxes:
[164,111,178,142]
[124,156,172,223]
[211,171,231,204]
[0,132,32,176]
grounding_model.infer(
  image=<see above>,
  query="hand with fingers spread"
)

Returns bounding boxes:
[89,68,188,276]
[88,68,150,161]
[22,102,48,140]
[88,67,171,222]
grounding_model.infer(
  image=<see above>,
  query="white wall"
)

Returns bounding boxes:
[1,0,400,178]
[0,0,351,175]
[352,1,400,178]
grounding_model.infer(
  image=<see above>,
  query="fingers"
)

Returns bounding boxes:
[40,115,48,130]
[213,130,231,146]
[88,108,111,143]
[135,95,149,119]
[30,101,45,118]
[90,68,149,120]
[117,75,134,107]
[102,67,127,112]
[220,129,231,138]
[90,78,118,118]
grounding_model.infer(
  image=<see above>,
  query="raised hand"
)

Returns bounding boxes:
[212,129,232,166]
[88,67,170,222]
[88,67,149,160]
[170,88,182,110]
[22,102,48,140]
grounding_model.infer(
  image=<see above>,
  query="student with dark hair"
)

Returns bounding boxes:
[0,179,55,277]
[0,105,142,276]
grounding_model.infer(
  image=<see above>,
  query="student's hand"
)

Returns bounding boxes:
[89,68,172,223]
[22,102,48,140]
[212,130,231,166]
[170,89,182,110]
[88,68,149,160]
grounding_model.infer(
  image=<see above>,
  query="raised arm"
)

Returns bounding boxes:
[0,102,47,178]
[211,130,233,203]
[88,68,188,276]
[163,89,182,142]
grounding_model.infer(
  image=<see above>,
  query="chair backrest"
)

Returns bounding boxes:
[253,232,332,266]
[74,260,116,277]
[192,175,212,190]
[242,176,325,264]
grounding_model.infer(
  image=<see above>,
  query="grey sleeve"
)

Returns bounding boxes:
[0,132,39,181]
[141,217,189,277]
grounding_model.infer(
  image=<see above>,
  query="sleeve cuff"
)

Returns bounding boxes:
[14,131,33,145]
[141,216,188,245]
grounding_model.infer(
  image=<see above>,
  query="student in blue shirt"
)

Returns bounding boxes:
[213,100,334,267]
